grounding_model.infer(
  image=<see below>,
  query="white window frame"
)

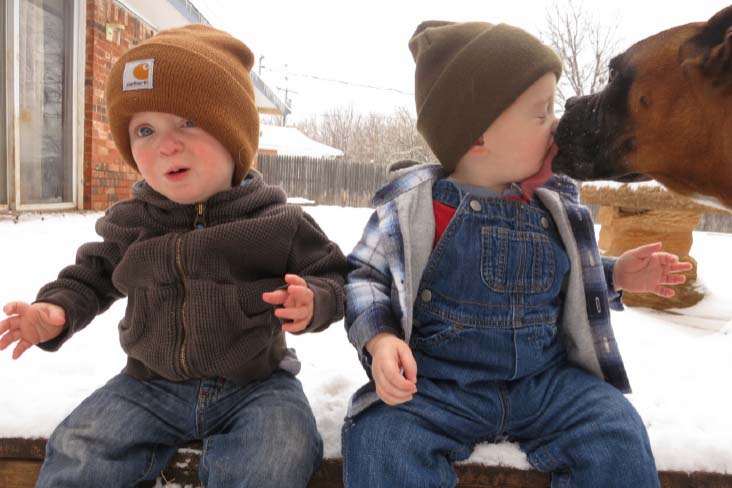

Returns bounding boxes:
[4,0,85,212]
[1,2,7,211]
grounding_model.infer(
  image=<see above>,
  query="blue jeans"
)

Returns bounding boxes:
[36,370,322,487]
[343,362,658,488]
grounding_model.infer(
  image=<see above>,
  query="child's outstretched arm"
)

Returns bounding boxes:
[4,209,133,356]
[613,242,693,297]
[0,301,66,359]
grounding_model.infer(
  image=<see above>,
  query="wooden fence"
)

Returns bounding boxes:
[257,154,388,208]
[697,213,732,233]
[257,154,732,233]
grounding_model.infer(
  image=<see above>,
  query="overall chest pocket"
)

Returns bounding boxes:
[480,226,556,294]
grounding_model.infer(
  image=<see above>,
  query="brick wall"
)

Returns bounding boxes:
[83,0,156,210]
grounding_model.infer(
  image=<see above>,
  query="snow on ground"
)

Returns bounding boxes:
[1,205,730,474]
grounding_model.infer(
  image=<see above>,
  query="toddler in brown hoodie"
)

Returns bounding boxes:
[0,24,346,487]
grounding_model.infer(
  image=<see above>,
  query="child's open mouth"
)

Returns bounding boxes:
[165,167,190,180]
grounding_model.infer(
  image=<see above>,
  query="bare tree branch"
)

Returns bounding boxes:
[294,106,435,164]
[541,0,620,110]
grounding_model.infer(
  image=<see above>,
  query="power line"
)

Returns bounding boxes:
[264,67,414,96]
[192,1,413,96]
[281,111,417,121]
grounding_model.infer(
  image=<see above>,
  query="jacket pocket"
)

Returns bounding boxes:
[184,281,276,376]
[480,227,556,294]
[119,287,148,349]
[119,286,178,357]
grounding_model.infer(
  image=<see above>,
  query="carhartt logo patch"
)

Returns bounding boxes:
[123,59,154,91]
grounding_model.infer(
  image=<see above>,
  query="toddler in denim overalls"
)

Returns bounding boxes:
[342,20,692,488]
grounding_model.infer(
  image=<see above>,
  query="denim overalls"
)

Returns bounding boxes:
[412,179,570,383]
[343,178,659,488]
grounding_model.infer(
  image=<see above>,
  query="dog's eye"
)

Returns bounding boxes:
[639,95,650,107]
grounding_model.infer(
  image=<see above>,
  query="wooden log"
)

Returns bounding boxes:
[2,438,731,487]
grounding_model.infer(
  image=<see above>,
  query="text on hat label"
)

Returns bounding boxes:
[123,59,155,91]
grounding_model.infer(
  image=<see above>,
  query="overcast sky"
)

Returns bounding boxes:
[190,1,729,120]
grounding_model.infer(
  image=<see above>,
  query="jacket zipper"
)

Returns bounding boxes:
[175,203,207,377]
[194,202,206,229]
[175,236,191,377]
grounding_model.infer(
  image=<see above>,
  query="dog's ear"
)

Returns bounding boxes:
[681,6,732,88]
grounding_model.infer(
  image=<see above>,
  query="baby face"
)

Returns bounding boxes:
[128,111,234,204]
[452,73,558,192]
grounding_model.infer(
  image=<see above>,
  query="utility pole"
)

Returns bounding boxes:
[258,55,264,76]
[277,87,297,126]
[277,64,296,126]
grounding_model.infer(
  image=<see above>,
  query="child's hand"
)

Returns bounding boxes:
[262,274,314,333]
[613,242,693,297]
[366,333,418,406]
[0,301,66,359]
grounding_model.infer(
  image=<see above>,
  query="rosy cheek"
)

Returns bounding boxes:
[131,145,155,176]
[191,143,219,162]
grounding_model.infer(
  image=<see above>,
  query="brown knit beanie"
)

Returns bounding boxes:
[409,21,562,171]
[105,24,259,185]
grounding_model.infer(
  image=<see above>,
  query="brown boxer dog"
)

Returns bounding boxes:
[553,6,732,210]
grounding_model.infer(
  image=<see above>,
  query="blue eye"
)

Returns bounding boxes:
[136,126,153,137]
[183,120,195,128]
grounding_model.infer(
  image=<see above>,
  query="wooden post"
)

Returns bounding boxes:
[597,205,702,308]
[581,182,731,309]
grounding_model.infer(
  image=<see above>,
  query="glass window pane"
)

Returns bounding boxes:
[18,0,71,205]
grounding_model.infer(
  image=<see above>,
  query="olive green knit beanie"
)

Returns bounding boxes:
[105,24,259,185]
[409,20,562,171]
